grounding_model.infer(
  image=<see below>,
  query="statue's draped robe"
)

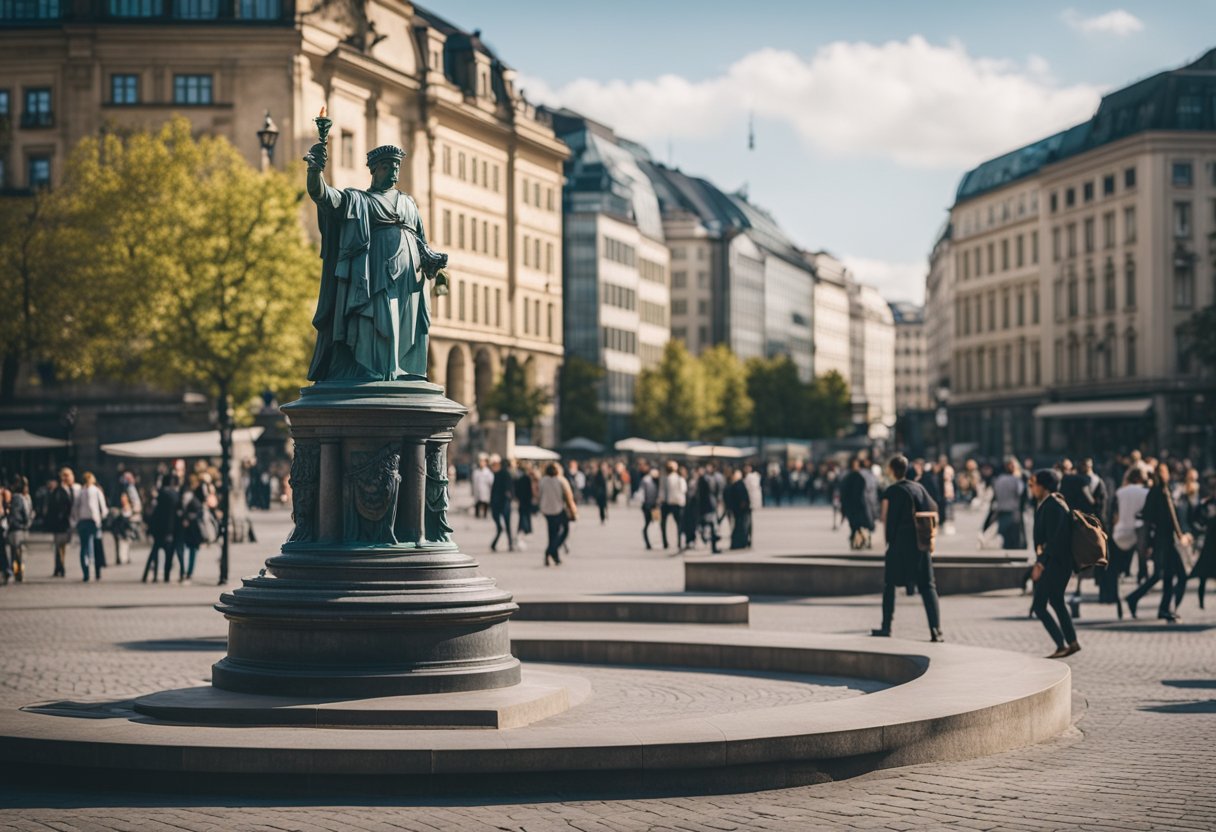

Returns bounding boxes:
[308,184,443,382]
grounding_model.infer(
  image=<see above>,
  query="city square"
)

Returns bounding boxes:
[2,1,1216,830]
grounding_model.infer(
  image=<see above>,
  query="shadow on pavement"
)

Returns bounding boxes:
[119,637,226,651]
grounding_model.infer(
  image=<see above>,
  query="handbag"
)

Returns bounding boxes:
[1177,535,1198,573]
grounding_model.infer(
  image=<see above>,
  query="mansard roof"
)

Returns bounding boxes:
[955,47,1216,205]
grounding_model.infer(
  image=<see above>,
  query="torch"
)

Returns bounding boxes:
[314,104,332,146]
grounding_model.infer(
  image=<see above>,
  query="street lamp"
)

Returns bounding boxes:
[257,110,279,169]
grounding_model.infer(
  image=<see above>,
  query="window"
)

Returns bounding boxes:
[1067,224,1076,258]
[671,299,687,316]
[1124,206,1136,244]
[470,155,477,185]
[1172,161,1193,187]
[1084,218,1094,253]
[1015,234,1024,268]
[1065,187,1075,208]
[173,74,212,105]
[1103,326,1115,379]
[457,281,465,321]
[1001,239,1009,271]
[1125,330,1137,376]
[1124,167,1136,189]
[173,0,218,18]
[108,0,156,16]
[0,89,8,117]
[1124,256,1136,308]
[239,0,279,18]
[469,218,476,251]
[1085,267,1095,315]
[27,155,51,188]
[442,146,451,175]
[1067,274,1078,318]
[1001,290,1010,329]
[492,165,499,192]
[1052,227,1061,262]
[1,0,62,19]
[481,161,487,188]
[1174,201,1192,238]
[986,243,994,274]
[0,158,5,189]
[1083,181,1094,202]
[493,225,500,258]
[1016,289,1025,326]
[1103,260,1116,311]
[1050,192,1058,213]
[21,87,52,128]
[110,74,138,105]
[1102,212,1115,249]
[340,131,354,168]
[442,210,451,246]
[1103,174,1115,196]
[1175,262,1195,309]
[471,281,478,323]
[672,271,686,289]
[458,214,465,249]
[458,152,465,180]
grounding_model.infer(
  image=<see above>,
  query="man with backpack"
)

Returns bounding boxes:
[871,455,943,642]
[1029,469,1082,658]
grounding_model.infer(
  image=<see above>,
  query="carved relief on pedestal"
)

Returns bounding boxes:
[286,442,321,543]
[425,441,454,543]
[344,443,402,544]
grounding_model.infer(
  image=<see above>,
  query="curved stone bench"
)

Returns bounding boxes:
[513,592,749,625]
[0,622,1070,796]
[686,553,1029,597]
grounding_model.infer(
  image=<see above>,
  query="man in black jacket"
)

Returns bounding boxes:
[142,474,181,583]
[1125,462,1191,622]
[1030,469,1081,658]
[872,455,943,642]
[489,457,515,552]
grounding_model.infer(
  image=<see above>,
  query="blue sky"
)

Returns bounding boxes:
[433,2,1215,303]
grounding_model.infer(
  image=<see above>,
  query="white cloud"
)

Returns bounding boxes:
[520,37,1103,169]
[841,256,929,304]
[1062,8,1145,36]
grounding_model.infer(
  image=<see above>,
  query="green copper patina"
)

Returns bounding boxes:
[303,120,449,382]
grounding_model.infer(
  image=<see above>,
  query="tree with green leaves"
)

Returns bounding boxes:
[633,340,703,439]
[481,356,552,432]
[558,355,606,441]
[46,118,317,581]
[698,344,753,440]
[746,355,802,438]
[806,369,851,438]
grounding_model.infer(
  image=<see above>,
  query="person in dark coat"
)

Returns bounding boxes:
[142,474,181,583]
[46,469,76,578]
[839,457,875,549]
[872,455,942,641]
[592,464,610,524]
[1126,462,1191,622]
[695,468,721,554]
[489,457,515,552]
[514,462,535,547]
[1190,477,1216,608]
[1030,469,1080,658]
[170,483,204,583]
[722,470,751,550]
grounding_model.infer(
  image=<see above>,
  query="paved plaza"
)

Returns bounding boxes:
[1,498,1214,831]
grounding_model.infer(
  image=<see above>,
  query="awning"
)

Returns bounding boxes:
[1033,398,1153,420]
[101,428,264,459]
[511,444,561,461]
[559,437,605,454]
[686,445,757,460]
[613,438,692,455]
[0,429,69,450]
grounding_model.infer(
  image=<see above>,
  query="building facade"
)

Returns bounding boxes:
[924,223,954,399]
[803,251,856,388]
[548,109,670,443]
[848,282,896,437]
[0,0,567,455]
[937,48,1216,460]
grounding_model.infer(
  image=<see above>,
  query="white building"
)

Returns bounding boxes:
[849,282,897,437]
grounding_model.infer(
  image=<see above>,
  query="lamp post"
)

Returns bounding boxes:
[256,110,279,170]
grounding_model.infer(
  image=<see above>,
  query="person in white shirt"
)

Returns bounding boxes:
[658,460,688,551]
[1112,467,1151,589]
[470,457,494,519]
[70,471,108,582]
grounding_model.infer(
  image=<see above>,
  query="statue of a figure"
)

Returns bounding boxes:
[425,443,454,543]
[303,119,448,382]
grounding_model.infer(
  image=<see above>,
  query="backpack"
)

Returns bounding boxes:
[899,481,938,554]
[1069,507,1108,573]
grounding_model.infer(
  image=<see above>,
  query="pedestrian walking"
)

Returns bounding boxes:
[538,462,576,566]
[143,474,181,583]
[1126,462,1192,623]
[743,464,762,547]
[1029,469,1081,658]
[723,470,751,550]
[658,460,687,551]
[695,466,721,554]
[990,458,1026,550]
[514,462,536,549]
[170,480,204,583]
[7,476,33,584]
[70,472,108,582]
[46,468,77,578]
[592,464,610,524]
[871,455,943,642]
[1190,477,1216,608]
[489,457,515,552]
[840,457,875,549]
[639,467,659,550]
[471,457,493,520]
[682,466,702,552]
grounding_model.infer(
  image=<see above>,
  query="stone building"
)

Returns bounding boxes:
[802,251,856,388]
[939,48,1216,459]
[924,222,954,401]
[848,282,896,438]
[547,109,670,443]
[0,0,567,458]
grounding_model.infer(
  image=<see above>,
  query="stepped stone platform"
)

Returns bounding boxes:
[686,552,1029,597]
[513,592,749,624]
[0,622,1070,796]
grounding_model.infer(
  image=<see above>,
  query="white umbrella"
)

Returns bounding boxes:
[686,445,757,460]
[613,437,659,454]
[101,428,264,459]
[511,444,561,461]
[559,437,605,454]
[0,429,68,450]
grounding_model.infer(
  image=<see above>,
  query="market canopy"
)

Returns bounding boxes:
[100,428,264,459]
[1033,398,1153,420]
[559,437,605,454]
[686,445,757,460]
[0,429,69,450]
[613,438,692,455]
[511,444,561,461]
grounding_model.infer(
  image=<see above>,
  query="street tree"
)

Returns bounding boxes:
[633,340,702,439]
[481,355,551,434]
[746,355,802,438]
[698,344,753,440]
[558,355,606,442]
[806,370,851,438]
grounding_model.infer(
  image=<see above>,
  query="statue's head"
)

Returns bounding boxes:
[367,145,405,191]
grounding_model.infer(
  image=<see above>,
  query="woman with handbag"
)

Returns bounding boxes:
[1126,463,1192,623]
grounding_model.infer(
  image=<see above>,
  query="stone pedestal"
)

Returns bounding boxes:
[212,381,520,697]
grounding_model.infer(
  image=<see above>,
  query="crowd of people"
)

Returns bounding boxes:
[0,462,226,585]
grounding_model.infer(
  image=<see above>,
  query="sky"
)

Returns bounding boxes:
[431,2,1215,305]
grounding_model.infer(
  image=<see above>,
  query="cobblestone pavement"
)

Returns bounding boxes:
[1,505,1215,831]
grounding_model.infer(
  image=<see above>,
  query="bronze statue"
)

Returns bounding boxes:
[303,109,449,382]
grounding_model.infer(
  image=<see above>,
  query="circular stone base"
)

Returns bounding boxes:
[132,668,587,729]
